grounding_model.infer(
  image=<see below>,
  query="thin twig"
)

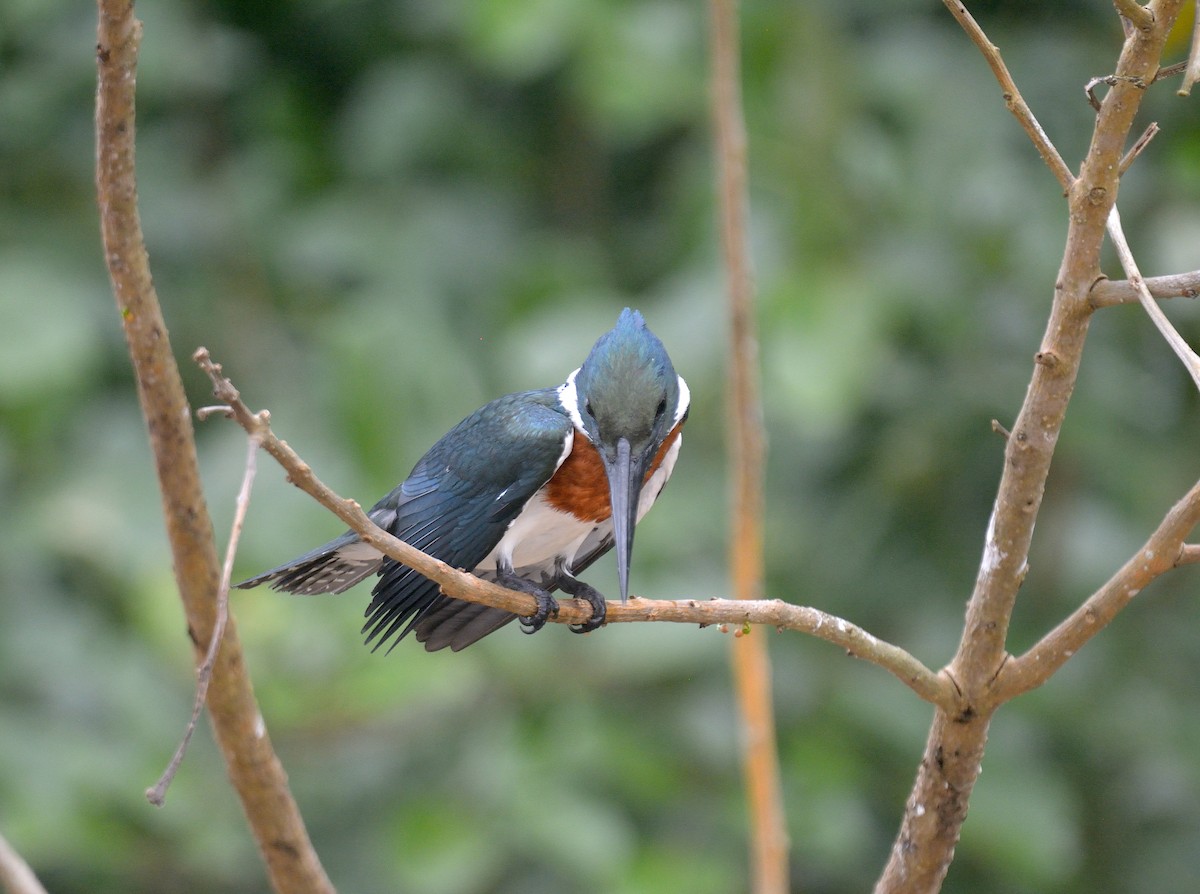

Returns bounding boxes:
[1119,121,1159,173]
[147,434,259,806]
[1179,0,1200,95]
[1106,205,1200,391]
[1155,60,1190,80]
[194,349,956,709]
[1090,269,1200,306]
[942,0,1075,191]
[1086,74,1149,112]
[0,832,48,894]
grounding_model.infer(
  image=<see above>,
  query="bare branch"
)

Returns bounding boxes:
[710,0,788,889]
[1119,121,1159,173]
[0,832,48,894]
[1179,0,1200,95]
[147,435,259,806]
[1090,269,1200,306]
[1107,205,1200,391]
[995,475,1200,701]
[193,349,956,710]
[1153,59,1190,81]
[96,2,335,890]
[876,3,1189,890]
[942,0,1075,191]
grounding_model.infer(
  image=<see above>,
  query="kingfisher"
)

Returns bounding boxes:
[237,308,689,653]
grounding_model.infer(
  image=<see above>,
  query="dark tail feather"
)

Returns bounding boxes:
[236,533,382,595]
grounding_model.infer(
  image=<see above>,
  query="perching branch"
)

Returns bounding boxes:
[95,2,335,891]
[193,349,956,710]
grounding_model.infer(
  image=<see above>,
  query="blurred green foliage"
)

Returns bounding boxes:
[2,1,1200,891]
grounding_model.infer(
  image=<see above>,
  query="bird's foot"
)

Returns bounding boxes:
[519,590,560,634]
[496,570,560,635]
[555,574,607,634]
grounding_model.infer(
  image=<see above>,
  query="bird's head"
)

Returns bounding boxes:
[564,308,689,602]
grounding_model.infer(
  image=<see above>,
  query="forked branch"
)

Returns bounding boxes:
[875,2,1190,892]
[996,474,1200,700]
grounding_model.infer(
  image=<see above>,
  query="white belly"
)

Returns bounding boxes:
[477,490,598,575]
[474,431,683,579]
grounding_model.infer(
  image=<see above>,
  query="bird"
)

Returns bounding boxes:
[236,308,690,653]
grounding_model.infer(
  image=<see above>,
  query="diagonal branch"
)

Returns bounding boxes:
[942,0,1076,191]
[995,474,1200,701]
[96,3,335,891]
[194,350,957,710]
[0,832,48,894]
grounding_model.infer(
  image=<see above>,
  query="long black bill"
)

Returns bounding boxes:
[604,437,642,604]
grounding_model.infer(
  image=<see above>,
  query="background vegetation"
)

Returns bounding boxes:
[4,1,1200,891]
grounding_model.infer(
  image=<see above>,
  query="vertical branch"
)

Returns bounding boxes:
[95,2,336,892]
[709,1,789,892]
[874,2,1188,891]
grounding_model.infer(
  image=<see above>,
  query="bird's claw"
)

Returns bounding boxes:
[569,614,605,635]
[519,591,560,634]
[557,577,607,635]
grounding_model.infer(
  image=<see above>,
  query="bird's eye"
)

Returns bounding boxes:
[655,398,667,419]
[585,399,595,419]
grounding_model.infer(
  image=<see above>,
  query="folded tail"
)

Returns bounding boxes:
[235,532,383,595]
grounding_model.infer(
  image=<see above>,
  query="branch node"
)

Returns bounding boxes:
[1112,0,1155,33]
[1034,349,1061,369]
[1176,543,1200,566]
[991,419,1011,440]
